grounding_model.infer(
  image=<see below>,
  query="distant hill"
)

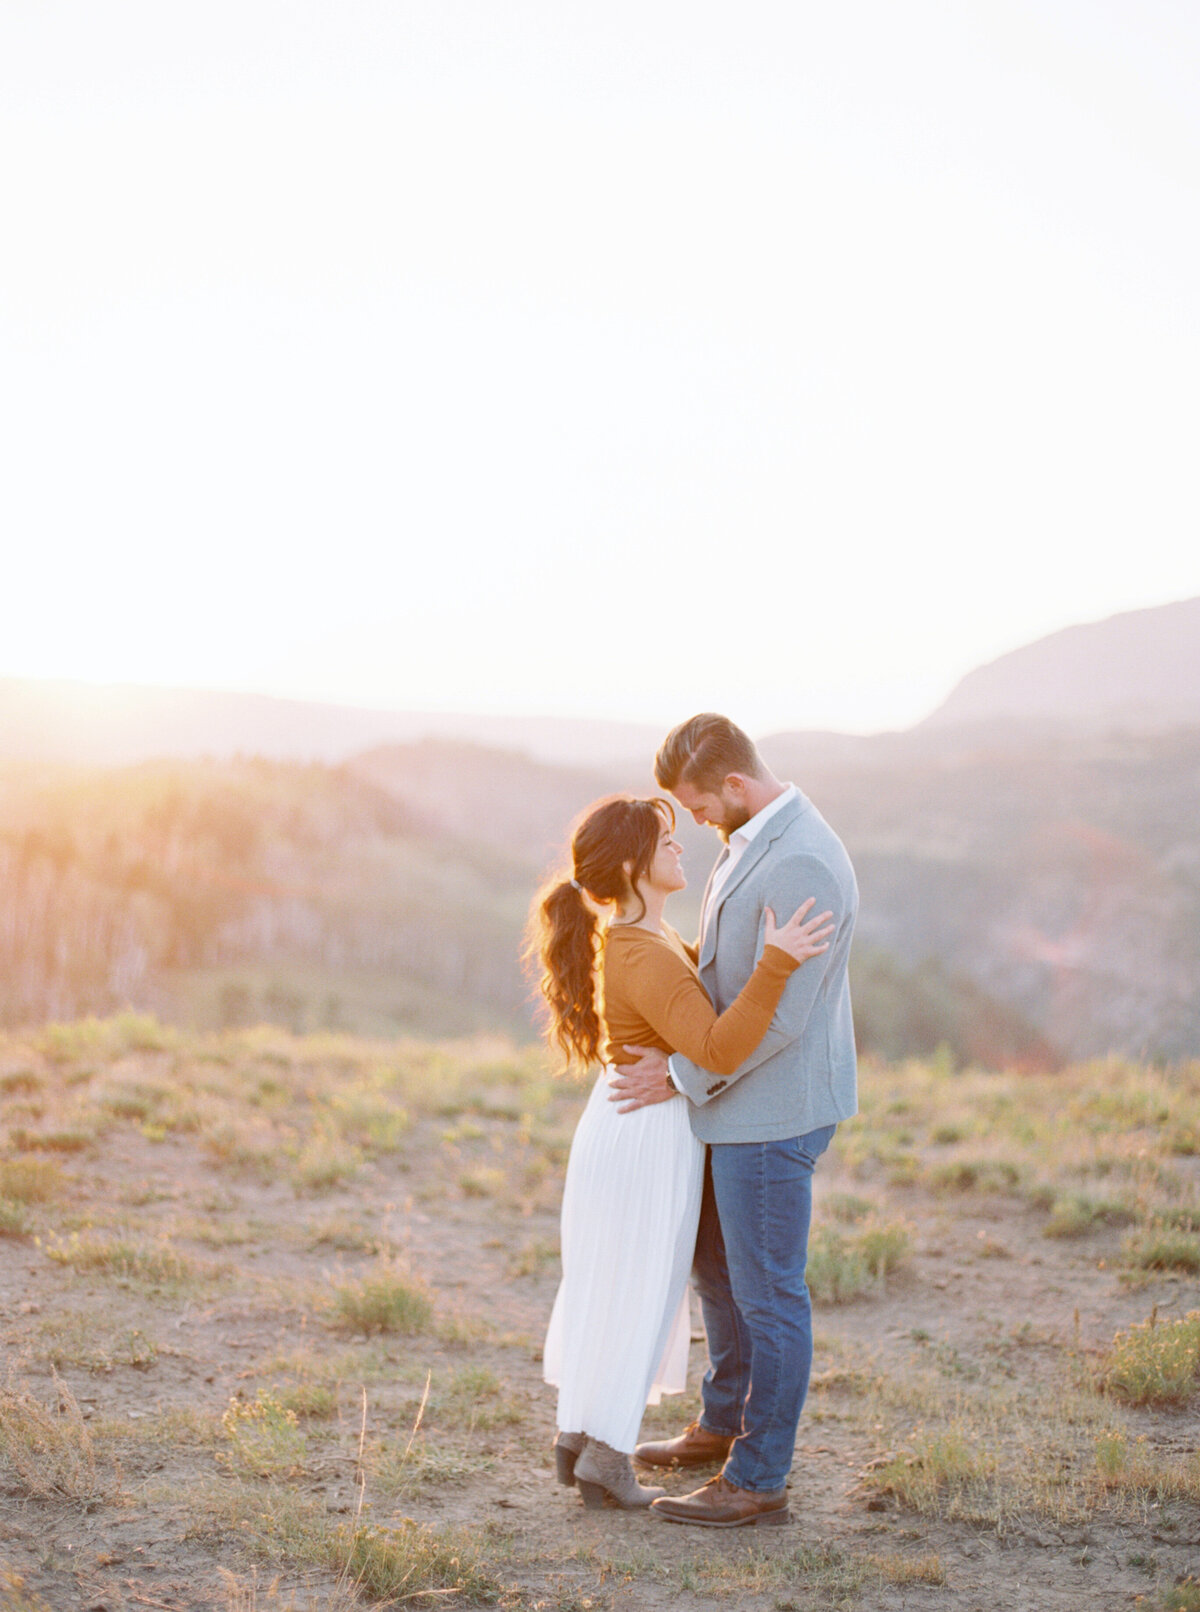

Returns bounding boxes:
[0,678,659,771]
[344,737,712,899]
[0,756,535,1040]
[2,598,1199,1063]
[6,724,1196,1065]
[761,724,1200,1065]
[0,746,706,1044]
[922,597,1200,731]
[345,740,628,867]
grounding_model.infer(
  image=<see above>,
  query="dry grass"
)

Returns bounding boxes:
[866,1428,996,1518]
[433,1365,524,1432]
[0,1368,122,1504]
[214,1568,331,1612]
[40,1229,196,1286]
[807,1216,912,1303]
[330,1264,434,1335]
[1092,1428,1200,1503]
[1122,1227,1200,1275]
[0,1568,56,1612]
[1101,1309,1200,1406]
[221,1391,309,1478]
[0,1201,31,1238]
[5,1017,1200,1608]
[34,1314,159,1373]
[0,1159,64,1204]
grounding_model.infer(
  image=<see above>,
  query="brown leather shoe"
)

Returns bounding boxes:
[634,1420,736,1469]
[651,1473,789,1528]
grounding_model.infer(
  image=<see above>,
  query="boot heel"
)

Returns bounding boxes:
[576,1479,608,1510]
[756,1507,790,1527]
[555,1444,580,1486]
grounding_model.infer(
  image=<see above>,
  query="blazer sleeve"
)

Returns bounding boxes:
[669,852,847,1106]
[614,936,800,1077]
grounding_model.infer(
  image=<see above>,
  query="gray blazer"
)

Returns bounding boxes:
[671,789,859,1143]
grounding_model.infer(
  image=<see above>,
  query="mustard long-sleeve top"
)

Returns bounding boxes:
[600,922,800,1075]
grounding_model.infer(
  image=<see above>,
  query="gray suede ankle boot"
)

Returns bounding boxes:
[554,1430,585,1486]
[574,1438,666,1509]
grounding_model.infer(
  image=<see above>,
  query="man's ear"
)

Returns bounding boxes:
[723,773,750,798]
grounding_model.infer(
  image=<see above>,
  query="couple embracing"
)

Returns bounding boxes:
[528,713,858,1528]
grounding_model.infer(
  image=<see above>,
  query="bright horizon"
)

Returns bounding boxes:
[4,2,1199,737]
[5,586,1197,745]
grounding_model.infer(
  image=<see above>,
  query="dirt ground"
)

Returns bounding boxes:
[2,1036,1199,1611]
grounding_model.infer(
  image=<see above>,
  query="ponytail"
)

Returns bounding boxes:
[525,879,603,1068]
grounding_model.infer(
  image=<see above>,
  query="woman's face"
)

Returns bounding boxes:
[641,822,686,896]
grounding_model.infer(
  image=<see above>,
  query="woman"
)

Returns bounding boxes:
[527,795,833,1510]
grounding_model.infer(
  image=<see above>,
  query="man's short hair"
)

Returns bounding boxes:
[654,714,763,793]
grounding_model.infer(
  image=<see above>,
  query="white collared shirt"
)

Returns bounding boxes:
[667,783,798,1094]
[700,783,798,942]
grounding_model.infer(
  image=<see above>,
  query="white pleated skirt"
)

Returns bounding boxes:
[542,1067,706,1453]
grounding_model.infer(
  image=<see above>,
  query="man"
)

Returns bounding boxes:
[609,713,858,1527]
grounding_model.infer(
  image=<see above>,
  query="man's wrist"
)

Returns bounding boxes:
[665,1057,680,1093]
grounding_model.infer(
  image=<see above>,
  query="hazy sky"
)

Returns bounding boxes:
[3,1,1198,734]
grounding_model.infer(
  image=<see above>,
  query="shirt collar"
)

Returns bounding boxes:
[729,783,798,853]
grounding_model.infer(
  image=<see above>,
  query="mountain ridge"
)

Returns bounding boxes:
[920,596,1200,732]
[2,595,1197,771]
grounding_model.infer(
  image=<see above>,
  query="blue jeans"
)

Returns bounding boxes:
[692,1125,836,1492]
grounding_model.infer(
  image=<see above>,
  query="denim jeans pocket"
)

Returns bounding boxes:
[793,1123,837,1170]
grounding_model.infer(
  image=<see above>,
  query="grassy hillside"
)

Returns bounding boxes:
[2,1019,1200,1609]
[3,725,1198,1066]
[0,758,534,1040]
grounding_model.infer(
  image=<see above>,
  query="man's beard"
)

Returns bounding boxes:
[717,804,752,842]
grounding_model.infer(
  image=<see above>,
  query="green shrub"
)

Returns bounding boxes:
[866,1430,992,1514]
[808,1213,914,1302]
[332,1267,433,1335]
[43,1232,192,1285]
[9,1127,93,1154]
[0,1159,64,1204]
[327,1520,503,1603]
[930,1123,967,1145]
[292,1132,362,1192]
[927,1158,1020,1194]
[858,1219,913,1278]
[458,1166,508,1200]
[824,1192,876,1224]
[221,1390,307,1477]
[1161,1579,1200,1612]
[327,1088,410,1152]
[807,1229,871,1303]
[275,1382,337,1420]
[1123,1228,1200,1274]
[434,1366,522,1431]
[0,1071,42,1096]
[1043,1193,1135,1239]
[0,1199,31,1238]
[1102,1310,1200,1406]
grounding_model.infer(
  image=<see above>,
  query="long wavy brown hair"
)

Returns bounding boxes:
[524,795,675,1068]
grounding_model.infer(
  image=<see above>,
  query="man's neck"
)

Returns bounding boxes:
[739,773,786,821]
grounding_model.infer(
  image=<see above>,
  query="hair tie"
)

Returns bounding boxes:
[569,878,583,893]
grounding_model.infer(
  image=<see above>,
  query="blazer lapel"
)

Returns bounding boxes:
[699,794,806,968]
